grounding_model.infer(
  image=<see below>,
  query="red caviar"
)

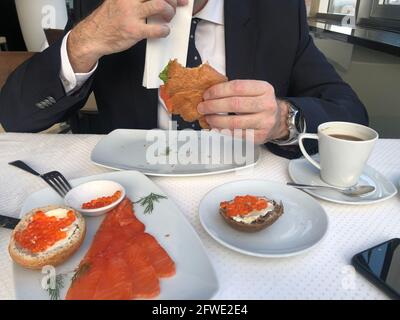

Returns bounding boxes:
[220,195,268,217]
[15,210,76,253]
[82,190,122,210]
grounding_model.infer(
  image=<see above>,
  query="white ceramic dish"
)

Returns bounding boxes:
[91,129,260,177]
[288,157,398,205]
[199,180,329,258]
[64,180,125,217]
[14,171,219,300]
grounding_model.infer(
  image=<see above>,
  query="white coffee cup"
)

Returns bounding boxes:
[298,122,378,188]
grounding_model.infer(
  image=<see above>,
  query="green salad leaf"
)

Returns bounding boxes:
[159,64,169,84]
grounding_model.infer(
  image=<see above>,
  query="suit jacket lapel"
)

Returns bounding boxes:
[224,0,258,80]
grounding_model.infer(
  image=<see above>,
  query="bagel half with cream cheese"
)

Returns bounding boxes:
[219,197,284,233]
[9,205,86,270]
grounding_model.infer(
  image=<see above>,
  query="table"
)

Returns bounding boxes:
[0,133,399,300]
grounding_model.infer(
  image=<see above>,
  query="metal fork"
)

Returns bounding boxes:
[9,160,72,198]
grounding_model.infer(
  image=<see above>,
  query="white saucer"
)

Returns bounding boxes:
[288,157,398,205]
[199,180,329,258]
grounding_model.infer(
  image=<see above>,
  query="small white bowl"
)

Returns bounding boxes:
[64,180,126,217]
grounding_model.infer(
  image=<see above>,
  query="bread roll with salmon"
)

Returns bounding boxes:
[159,59,228,129]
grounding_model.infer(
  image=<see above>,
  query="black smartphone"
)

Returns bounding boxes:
[352,238,400,299]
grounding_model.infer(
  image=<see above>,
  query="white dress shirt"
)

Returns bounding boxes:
[59,0,225,129]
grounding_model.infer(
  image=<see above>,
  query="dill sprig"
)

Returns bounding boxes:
[46,274,65,301]
[71,263,91,284]
[134,193,167,214]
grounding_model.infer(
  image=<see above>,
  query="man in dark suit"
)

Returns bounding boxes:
[0,0,368,159]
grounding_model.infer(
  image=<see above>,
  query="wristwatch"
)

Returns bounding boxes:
[271,100,306,146]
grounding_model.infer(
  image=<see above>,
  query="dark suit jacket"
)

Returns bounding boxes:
[0,0,368,159]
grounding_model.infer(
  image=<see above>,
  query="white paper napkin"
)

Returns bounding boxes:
[143,0,194,89]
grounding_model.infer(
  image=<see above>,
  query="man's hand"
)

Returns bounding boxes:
[198,80,290,145]
[68,0,188,73]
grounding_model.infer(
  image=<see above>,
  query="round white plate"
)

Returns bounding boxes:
[288,157,398,205]
[199,180,329,258]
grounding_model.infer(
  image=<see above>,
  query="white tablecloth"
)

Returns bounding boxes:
[0,133,399,300]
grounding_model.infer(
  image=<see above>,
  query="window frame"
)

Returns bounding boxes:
[358,0,400,32]
[315,0,400,32]
[315,0,359,22]
[328,0,358,15]
[370,0,400,21]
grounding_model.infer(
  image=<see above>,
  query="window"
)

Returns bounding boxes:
[328,0,358,15]
[357,0,400,32]
[371,0,400,20]
[315,0,359,20]
[382,0,400,5]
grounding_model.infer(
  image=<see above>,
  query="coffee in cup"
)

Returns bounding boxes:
[298,122,378,188]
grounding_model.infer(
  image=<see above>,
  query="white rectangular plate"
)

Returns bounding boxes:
[13,171,219,300]
[91,129,260,177]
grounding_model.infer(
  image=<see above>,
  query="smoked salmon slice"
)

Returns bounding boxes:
[124,243,160,299]
[65,257,103,300]
[81,198,145,261]
[92,257,133,300]
[135,233,176,278]
[66,197,174,300]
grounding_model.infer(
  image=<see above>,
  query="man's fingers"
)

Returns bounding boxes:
[203,80,274,100]
[177,0,189,6]
[163,0,188,8]
[198,96,266,115]
[205,114,266,130]
[142,24,170,39]
[141,0,176,22]
[210,128,269,145]
[164,0,178,9]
